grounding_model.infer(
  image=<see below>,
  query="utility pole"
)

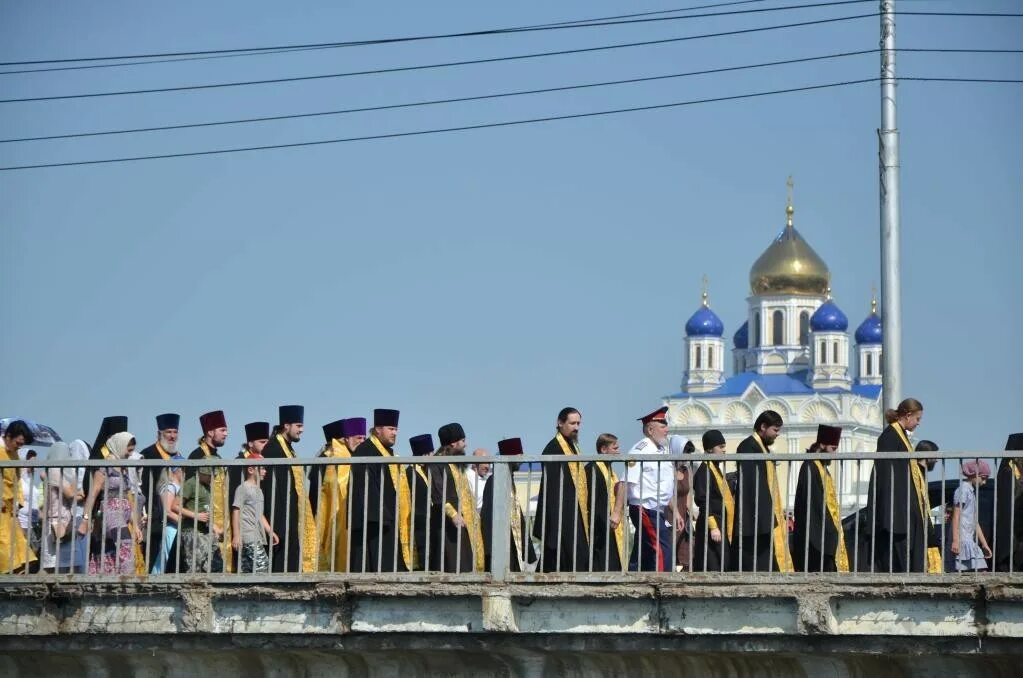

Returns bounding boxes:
[879,0,902,411]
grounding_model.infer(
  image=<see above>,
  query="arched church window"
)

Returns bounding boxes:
[820,340,827,365]
[799,311,809,346]
[695,345,702,369]
[708,346,715,369]
[754,312,761,347]
[866,353,873,376]
[772,310,784,346]
[832,341,839,365]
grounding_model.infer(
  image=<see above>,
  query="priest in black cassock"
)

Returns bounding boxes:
[692,429,734,572]
[429,423,484,573]
[585,434,626,572]
[480,437,536,573]
[994,433,1023,572]
[405,433,435,570]
[190,410,232,570]
[261,405,316,573]
[349,408,412,573]
[792,425,849,572]
[734,410,794,573]
[139,413,180,572]
[866,398,926,573]
[532,407,591,572]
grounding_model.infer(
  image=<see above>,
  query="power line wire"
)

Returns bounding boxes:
[0,13,876,104]
[0,1,864,67]
[0,49,880,143]
[0,0,773,76]
[2,77,1017,172]
[0,78,880,171]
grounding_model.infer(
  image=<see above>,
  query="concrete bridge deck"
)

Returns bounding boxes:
[1,575,1021,676]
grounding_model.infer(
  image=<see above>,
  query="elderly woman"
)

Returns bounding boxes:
[80,431,145,575]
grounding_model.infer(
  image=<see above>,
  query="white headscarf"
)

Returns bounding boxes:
[46,441,73,487]
[106,431,135,459]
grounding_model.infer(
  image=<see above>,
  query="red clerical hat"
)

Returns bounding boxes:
[199,410,227,433]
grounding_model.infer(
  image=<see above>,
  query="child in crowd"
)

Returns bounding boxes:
[952,460,993,572]
[231,453,278,573]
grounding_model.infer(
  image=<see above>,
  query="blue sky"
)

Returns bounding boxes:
[1,1,1020,457]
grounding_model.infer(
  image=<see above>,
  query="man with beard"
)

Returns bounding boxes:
[429,423,485,573]
[586,433,626,572]
[533,407,590,572]
[349,409,413,572]
[734,410,794,572]
[138,413,179,572]
[480,437,537,573]
[625,408,682,572]
[406,433,435,570]
[189,410,231,570]
[792,425,848,572]
[692,429,734,572]
[261,405,316,573]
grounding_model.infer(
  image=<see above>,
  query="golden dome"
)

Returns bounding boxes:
[748,201,830,296]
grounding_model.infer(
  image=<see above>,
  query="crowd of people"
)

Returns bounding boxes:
[0,399,1020,576]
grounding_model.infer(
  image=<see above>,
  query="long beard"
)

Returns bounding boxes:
[159,437,177,454]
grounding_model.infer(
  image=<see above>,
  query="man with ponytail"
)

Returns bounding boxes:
[867,397,927,573]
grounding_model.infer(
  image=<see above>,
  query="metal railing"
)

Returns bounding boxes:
[1,450,1019,581]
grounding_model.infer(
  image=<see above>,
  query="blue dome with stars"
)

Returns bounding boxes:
[733,320,749,349]
[855,312,883,345]
[685,302,724,337]
[810,299,848,332]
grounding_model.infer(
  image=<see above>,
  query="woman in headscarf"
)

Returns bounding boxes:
[79,431,145,575]
[43,442,87,573]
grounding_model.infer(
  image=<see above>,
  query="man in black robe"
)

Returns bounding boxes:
[866,407,926,573]
[994,433,1023,571]
[480,437,536,573]
[405,433,435,571]
[734,410,793,572]
[428,423,484,573]
[349,408,411,572]
[189,410,231,570]
[792,425,848,572]
[586,433,625,572]
[261,405,315,573]
[692,429,733,572]
[533,407,591,572]
[138,413,180,572]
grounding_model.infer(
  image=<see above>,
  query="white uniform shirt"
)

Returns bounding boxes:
[625,437,676,510]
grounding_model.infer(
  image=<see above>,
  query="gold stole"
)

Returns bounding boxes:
[509,487,526,569]
[555,433,590,542]
[369,435,413,570]
[706,461,735,542]
[1010,460,1021,481]
[449,463,485,572]
[752,433,794,572]
[316,440,351,571]
[593,461,625,568]
[275,434,318,573]
[0,442,35,572]
[155,443,171,461]
[812,460,850,572]
[893,424,942,573]
[199,441,233,572]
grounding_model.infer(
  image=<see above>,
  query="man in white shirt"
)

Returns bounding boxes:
[625,407,683,571]
[464,448,492,511]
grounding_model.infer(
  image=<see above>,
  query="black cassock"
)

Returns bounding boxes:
[480,474,536,573]
[584,461,623,572]
[429,460,474,573]
[532,436,590,572]
[993,459,1023,571]
[348,438,408,572]
[259,435,310,573]
[692,461,732,572]
[792,460,841,572]
[866,424,926,573]
[734,435,782,572]
[405,464,433,571]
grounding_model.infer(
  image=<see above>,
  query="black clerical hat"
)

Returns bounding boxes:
[438,422,466,447]
[156,413,180,431]
[244,422,270,442]
[323,419,346,443]
[373,409,399,428]
[409,434,434,456]
[279,405,304,425]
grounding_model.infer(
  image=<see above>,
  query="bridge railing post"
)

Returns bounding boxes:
[490,460,512,581]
